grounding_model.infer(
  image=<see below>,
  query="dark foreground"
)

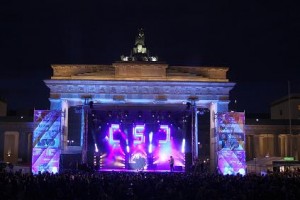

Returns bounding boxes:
[0,170,300,200]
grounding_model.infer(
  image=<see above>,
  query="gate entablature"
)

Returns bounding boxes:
[45,79,234,108]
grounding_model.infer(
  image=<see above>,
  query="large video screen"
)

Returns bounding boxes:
[216,112,246,175]
[97,123,185,171]
[32,110,62,174]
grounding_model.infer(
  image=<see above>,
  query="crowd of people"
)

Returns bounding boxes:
[1,167,300,200]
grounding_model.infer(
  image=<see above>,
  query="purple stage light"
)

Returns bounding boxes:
[98,123,185,171]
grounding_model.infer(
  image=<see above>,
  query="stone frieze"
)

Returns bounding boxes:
[47,83,233,96]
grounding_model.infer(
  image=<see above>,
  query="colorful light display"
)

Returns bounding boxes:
[32,110,62,174]
[216,112,246,175]
[98,123,185,171]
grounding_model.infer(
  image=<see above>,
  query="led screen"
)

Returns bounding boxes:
[216,112,246,175]
[218,150,246,175]
[32,110,62,174]
[97,123,185,171]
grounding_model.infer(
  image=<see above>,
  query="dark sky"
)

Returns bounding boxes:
[0,1,299,114]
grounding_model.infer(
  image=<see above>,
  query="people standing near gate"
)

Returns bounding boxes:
[169,156,174,172]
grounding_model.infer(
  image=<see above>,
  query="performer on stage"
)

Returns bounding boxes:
[169,156,174,172]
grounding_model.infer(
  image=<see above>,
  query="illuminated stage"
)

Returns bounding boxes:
[87,105,187,172]
[34,29,244,174]
[32,108,246,175]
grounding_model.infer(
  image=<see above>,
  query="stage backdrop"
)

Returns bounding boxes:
[216,112,246,175]
[97,123,185,171]
[32,110,62,174]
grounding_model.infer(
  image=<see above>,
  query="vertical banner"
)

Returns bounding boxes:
[32,110,62,174]
[216,112,246,175]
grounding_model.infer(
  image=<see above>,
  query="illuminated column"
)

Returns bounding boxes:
[49,98,68,154]
[188,97,199,164]
[81,105,89,164]
[61,100,69,151]
[194,104,198,160]
[209,102,217,173]
[190,100,198,163]
[49,98,63,110]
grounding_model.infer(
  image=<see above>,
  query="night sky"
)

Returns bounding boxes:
[1,1,299,115]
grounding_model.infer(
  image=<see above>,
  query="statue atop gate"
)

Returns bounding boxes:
[121,28,158,62]
[135,28,145,46]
